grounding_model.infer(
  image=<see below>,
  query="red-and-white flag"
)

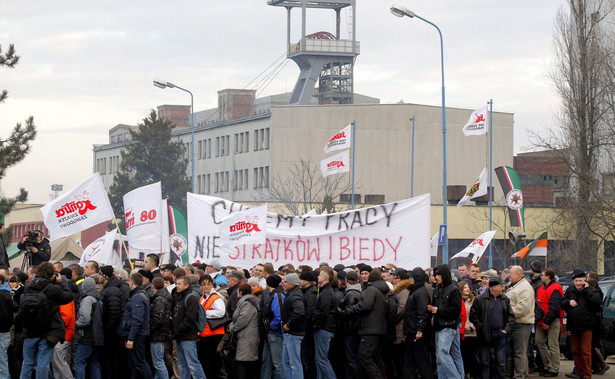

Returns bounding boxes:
[457,167,488,207]
[430,232,439,257]
[450,230,496,262]
[324,124,352,153]
[41,173,115,241]
[462,106,488,136]
[219,204,268,248]
[123,182,167,258]
[320,150,350,177]
[79,229,121,267]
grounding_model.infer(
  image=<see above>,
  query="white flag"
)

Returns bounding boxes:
[457,167,488,207]
[123,182,165,258]
[320,150,350,177]
[219,204,268,248]
[430,232,439,257]
[160,199,170,265]
[41,173,115,241]
[80,229,121,267]
[462,106,488,136]
[450,230,496,262]
[324,124,352,153]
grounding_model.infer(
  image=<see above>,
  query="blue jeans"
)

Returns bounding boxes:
[479,331,508,379]
[176,340,206,379]
[151,342,170,379]
[261,333,285,379]
[0,332,10,379]
[282,333,303,379]
[314,330,335,379]
[74,344,101,379]
[20,337,55,379]
[435,326,464,379]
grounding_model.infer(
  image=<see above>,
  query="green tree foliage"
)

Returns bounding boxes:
[108,110,190,226]
[0,43,37,217]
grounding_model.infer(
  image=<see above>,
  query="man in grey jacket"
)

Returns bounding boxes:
[506,265,535,379]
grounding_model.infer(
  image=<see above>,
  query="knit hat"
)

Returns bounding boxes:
[82,277,96,292]
[337,271,347,282]
[266,274,282,288]
[138,269,154,282]
[571,268,586,279]
[100,265,114,280]
[346,270,358,282]
[530,260,543,274]
[285,273,300,286]
[489,276,503,287]
[360,265,373,273]
[229,270,244,281]
[333,264,346,272]
[247,277,260,287]
[60,268,72,279]
[319,262,329,268]
[299,271,316,282]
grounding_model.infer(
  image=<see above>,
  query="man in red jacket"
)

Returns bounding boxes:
[535,268,563,377]
[52,300,76,379]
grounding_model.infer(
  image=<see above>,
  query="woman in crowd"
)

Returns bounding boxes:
[459,281,479,379]
[229,283,260,379]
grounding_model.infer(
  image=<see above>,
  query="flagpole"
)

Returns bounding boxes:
[113,218,133,270]
[488,99,494,268]
[351,120,356,210]
[411,116,415,198]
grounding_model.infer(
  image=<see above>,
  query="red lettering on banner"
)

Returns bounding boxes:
[359,238,369,261]
[373,238,385,261]
[307,238,320,261]
[264,239,274,260]
[283,240,293,260]
[328,131,346,143]
[296,237,306,262]
[386,237,403,260]
[252,244,262,260]
[229,247,240,260]
[340,237,351,261]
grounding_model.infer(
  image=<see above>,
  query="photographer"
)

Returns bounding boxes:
[17,230,51,266]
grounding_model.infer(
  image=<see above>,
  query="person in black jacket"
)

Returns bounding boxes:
[469,276,514,379]
[340,269,389,379]
[150,277,172,379]
[428,264,463,379]
[17,230,51,266]
[0,224,9,267]
[561,269,602,379]
[0,274,14,379]
[404,267,434,379]
[313,267,338,379]
[300,270,318,379]
[281,273,306,379]
[74,277,104,379]
[338,270,362,379]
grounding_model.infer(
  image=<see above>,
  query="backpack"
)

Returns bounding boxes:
[185,291,207,333]
[262,290,283,332]
[20,284,54,332]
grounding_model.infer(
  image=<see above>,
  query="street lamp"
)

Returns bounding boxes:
[51,184,63,199]
[153,79,195,193]
[391,4,449,263]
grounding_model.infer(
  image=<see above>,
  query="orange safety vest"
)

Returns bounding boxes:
[198,293,226,338]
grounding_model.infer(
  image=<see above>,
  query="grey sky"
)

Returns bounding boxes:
[1,1,563,204]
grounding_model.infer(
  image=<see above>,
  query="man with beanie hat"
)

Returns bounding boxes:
[428,264,464,379]
[281,273,306,379]
[99,265,129,378]
[260,274,286,379]
[561,269,602,379]
[403,267,434,379]
[528,260,543,292]
[74,277,104,379]
[299,271,317,378]
[470,276,514,379]
[360,265,373,289]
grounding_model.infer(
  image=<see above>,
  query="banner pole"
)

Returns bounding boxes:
[488,99,494,268]
[351,120,356,210]
[113,218,133,270]
[411,116,415,198]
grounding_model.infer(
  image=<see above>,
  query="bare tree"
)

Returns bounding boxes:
[531,0,615,270]
[257,159,354,216]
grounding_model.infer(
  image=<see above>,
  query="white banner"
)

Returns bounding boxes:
[41,173,115,241]
[160,199,170,265]
[79,229,121,267]
[462,106,488,136]
[457,167,488,207]
[320,150,350,177]
[450,230,496,261]
[123,182,165,258]
[219,204,268,248]
[324,123,352,153]
[187,193,431,269]
[430,232,439,257]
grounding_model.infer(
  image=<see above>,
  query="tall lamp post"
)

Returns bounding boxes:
[51,184,63,199]
[153,79,195,193]
[391,4,449,263]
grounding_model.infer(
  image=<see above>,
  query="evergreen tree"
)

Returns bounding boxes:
[108,110,190,226]
[0,43,37,217]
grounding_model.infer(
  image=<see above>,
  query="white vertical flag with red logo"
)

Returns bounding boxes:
[219,204,268,248]
[462,106,488,136]
[41,173,115,241]
[457,167,488,207]
[123,182,165,258]
[320,150,350,177]
[450,230,496,262]
[430,232,439,257]
[324,124,352,153]
[79,229,121,267]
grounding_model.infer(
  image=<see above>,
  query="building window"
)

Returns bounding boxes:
[215,173,219,193]
[265,128,270,149]
[234,134,239,154]
[254,129,260,151]
[216,137,220,157]
[198,140,203,159]
[233,170,238,191]
[206,174,211,194]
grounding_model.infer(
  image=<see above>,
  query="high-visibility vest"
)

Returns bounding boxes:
[198,293,226,338]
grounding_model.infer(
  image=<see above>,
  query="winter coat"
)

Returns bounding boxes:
[100,275,127,334]
[301,284,318,333]
[229,294,260,362]
[281,285,306,335]
[463,297,477,338]
[172,288,200,341]
[0,284,14,332]
[0,235,8,267]
[119,285,150,341]
[432,265,462,331]
[393,279,411,344]
[59,301,76,343]
[469,289,514,343]
[339,283,362,334]
[342,279,389,335]
[313,283,338,333]
[507,277,535,324]
[18,237,51,265]
[226,284,240,315]
[150,289,172,342]
[23,277,74,344]
[561,284,602,332]
[76,289,104,346]
[404,271,432,336]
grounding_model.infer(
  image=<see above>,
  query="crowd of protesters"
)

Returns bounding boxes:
[0,249,611,379]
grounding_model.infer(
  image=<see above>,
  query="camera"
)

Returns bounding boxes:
[24,230,39,253]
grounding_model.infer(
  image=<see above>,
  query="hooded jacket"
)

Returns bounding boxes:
[281,285,306,335]
[119,285,150,340]
[339,282,362,334]
[22,277,74,343]
[342,278,389,335]
[404,267,432,336]
[230,294,260,362]
[150,288,172,342]
[172,287,200,341]
[301,284,318,333]
[76,286,104,346]
[100,275,128,334]
[393,278,411,343]
[313,283,338,333]
[432,264,462,331]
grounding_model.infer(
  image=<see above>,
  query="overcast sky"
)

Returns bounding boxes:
[1,1,564,204]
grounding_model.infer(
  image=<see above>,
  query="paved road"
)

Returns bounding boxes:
[527,358,614,378]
